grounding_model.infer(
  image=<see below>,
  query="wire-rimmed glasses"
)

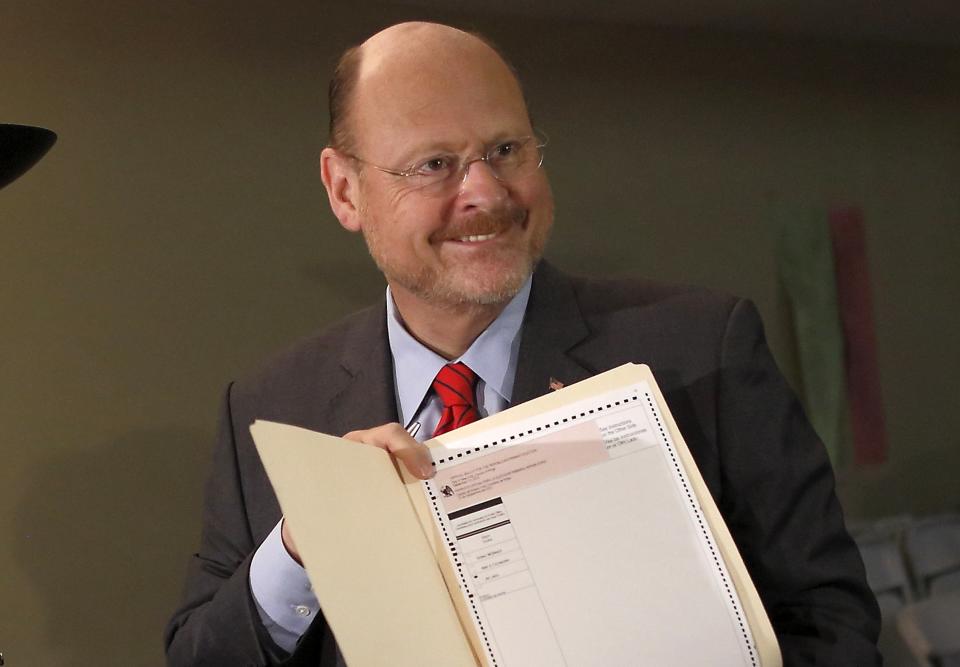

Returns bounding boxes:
[341,133,547,197]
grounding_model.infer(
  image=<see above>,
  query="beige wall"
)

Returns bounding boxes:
[2,2,958,664]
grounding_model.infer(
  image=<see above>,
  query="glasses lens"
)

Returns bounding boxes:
[489,139,532,178]
[416,136,545,197]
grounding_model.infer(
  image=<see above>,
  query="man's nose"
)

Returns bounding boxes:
[457,158,508,206]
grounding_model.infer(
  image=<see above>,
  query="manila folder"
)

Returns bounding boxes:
[250,420,478,667]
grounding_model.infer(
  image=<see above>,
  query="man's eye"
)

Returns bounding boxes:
[491,140,522,161]
[413,156,453,175]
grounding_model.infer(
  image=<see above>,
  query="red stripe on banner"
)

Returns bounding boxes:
[829,206,888,464]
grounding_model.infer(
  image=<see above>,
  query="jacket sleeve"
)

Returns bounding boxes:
[163,383,301,666]
[716,299,881,666]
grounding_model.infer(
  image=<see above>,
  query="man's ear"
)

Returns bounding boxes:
[320,147,362,232]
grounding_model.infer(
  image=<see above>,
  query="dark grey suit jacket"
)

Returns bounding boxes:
[165,262,881,666]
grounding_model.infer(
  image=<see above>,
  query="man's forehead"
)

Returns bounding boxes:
[349,22,529,151]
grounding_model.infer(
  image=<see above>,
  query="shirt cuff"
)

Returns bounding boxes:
[249,519,320,653]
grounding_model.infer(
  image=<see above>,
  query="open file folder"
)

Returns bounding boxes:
[251,363,782,666]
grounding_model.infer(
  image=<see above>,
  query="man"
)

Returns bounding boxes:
[165,22,881,666]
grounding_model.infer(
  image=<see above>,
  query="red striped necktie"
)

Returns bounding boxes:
[432,362,480,436]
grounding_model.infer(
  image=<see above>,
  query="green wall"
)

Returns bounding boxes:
[2,2,958,664]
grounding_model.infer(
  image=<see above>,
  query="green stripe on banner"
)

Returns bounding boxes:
[772,203,847,464]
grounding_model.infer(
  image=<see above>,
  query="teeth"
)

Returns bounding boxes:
[458,233,497,243]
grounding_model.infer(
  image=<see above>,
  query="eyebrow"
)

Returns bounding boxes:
[396,132,528,165]
[393,140,463,167]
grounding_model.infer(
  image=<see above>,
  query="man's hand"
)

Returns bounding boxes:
[280,422,435,565]
[342,422,436,480]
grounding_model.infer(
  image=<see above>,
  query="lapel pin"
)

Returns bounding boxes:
[548,377,565,392]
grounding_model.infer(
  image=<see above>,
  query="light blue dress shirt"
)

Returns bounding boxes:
[249,277,531,653]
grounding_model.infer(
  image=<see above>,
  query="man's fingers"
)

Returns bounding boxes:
[392,444,436,481]
[343,423,435,480]
[281,518,302,565]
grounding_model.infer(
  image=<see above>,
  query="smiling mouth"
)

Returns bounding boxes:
[441,207,528,244]
[456,232,499,243]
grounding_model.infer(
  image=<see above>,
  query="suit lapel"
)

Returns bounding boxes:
[327,298,399,435]
[512,261,596,405]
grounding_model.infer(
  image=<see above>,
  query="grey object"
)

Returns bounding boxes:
[853,525,917,667]
[897,592,960,667]
[855,525,914,612]
[904,514,960,597]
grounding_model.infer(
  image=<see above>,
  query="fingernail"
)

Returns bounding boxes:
[420,463,435,479]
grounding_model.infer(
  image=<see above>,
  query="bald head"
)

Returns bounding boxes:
[359,22,510,85]
[327,22,529,154]
[363,21,484,60]
[319,21,554,312]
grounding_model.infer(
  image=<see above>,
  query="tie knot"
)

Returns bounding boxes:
[431,362,481,437]
[432,362,478,409]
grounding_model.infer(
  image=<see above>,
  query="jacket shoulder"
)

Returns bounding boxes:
[536,264,754,385]
[232,302,384,404]
[564,270,741,331]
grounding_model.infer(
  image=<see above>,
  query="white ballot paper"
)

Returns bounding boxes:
[411,364,780,667]
[253,364,781,667]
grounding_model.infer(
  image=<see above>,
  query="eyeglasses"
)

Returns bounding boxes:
[342,134,547,197]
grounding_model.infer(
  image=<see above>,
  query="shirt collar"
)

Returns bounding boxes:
[386,276,532,425]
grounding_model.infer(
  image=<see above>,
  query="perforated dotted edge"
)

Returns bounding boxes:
[425,482,499,665]
[433,396,639,465]
[643,392,758,666]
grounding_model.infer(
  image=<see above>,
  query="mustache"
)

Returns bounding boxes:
[435,205,526,241]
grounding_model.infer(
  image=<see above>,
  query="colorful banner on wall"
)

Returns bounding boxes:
[829,207,888,465]
[773,203,888,466]
[773,204,847,464]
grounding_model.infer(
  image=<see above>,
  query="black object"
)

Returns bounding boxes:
[0,124,57,190]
